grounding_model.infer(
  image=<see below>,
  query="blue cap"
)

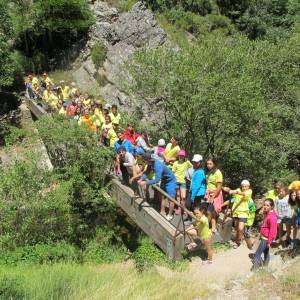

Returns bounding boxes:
[135,148,145,155]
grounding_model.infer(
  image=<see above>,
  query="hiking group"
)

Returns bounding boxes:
[25,74,300,268]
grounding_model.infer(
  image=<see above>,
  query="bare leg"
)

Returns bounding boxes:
[204,238,213,261]
[237,221,245,245]
[180,188,187,209]
[160,194,166,215]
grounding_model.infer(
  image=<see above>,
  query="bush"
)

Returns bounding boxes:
[0,242,78,265]
[91,41,107,69]
[132,237,167,271]
[83,228,128,263]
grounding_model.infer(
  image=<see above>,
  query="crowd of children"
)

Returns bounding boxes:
[25,74,300,269]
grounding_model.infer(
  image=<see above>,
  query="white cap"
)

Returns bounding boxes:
[241,179,250,186]
[104,103,111,110]
[158,139,165,146]
[191,154,203,162]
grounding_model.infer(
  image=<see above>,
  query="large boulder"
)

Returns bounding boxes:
[73,1,167,111]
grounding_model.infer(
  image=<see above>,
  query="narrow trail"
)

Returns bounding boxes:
[157,241,285,300]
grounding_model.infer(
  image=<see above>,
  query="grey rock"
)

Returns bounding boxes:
[104,42,135,87]
[111,2,167,47]
[72,0,168,120]
[91,1,118,22]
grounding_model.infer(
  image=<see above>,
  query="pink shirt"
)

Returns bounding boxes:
[261,210,278,245]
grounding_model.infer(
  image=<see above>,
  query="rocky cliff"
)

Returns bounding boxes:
[72,1,167,111]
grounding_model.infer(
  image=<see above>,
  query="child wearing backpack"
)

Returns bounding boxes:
[223,180,252,249]
[186,204,213,264]
[275,186,292,248]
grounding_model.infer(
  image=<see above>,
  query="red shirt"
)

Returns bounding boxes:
[123,130,139,145]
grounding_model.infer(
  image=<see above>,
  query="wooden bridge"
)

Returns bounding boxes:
[26,99,232,260]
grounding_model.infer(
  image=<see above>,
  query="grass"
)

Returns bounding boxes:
[0,262,208,300]
[245,258,300,300]
[50,69,76,85]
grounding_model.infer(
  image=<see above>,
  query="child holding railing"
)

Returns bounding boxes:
[186,204,213,264]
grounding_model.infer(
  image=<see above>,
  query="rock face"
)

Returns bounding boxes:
[73,1,167,109]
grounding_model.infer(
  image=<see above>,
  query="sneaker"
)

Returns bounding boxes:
[166,214,173,221]
[202,260,212,265]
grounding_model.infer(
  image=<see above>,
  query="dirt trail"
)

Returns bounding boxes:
[157,241,284,300]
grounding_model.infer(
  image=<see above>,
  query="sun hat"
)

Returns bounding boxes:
[158,139,166,147]
[191,154,203,162]
[241,179,250,186]
[178,149,186,157]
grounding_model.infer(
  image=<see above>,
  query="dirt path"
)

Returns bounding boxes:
[157,241,285,300]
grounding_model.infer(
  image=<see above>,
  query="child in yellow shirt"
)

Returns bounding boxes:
[186,204,213,264]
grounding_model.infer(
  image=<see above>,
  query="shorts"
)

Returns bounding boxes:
[196,200,214,213]
[244,226,251,239]
[176,182,186,190]
[234,217,247,223]
[160,181,176,199]
[278,217,293,225]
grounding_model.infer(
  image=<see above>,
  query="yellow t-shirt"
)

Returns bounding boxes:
[61,86,70,100]
[45,77,54,86]
[165,143,180,160]
[48,93,59,110]
[94,109,105,124]
[232,188,252,219]
[43,90,50,102]
[79,116,96,132]
[266,190,276,201]
[206,169,223,191]
[32,77,39,85]
[107,128,119,147]
[58,107,66,115]
[196,215,212,240]
[109,112,121,125]
[101,123,112,131]
[172,160,193,184]
[289,181,300,191]
[83,98,91,107]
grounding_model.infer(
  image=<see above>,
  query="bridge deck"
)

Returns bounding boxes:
[26,99,232,261]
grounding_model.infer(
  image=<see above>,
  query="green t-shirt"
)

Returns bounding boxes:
[206,169,223,191]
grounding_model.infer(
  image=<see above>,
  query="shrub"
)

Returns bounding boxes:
[83,228,128,263]
[91,41,107,69]
[132,237,167,271]
[0,242,78,265]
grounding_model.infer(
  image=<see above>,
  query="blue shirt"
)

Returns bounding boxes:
[114,139,134,154]
[141,159,176,185]
[190,168,206,200]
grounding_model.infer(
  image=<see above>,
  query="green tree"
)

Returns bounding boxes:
[122,34,300,189]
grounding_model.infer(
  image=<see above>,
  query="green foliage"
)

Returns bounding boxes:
[0,242,78,265]
[0,159,73,246]
[218,0,300,40]
[0,275,24,300]
[91,41,107,69]
[132,237,167,271]
[122,34,300,190]
[166,7,233,36]
[83,228,128,263]
[34,0,94,31]
[147,0,216,15]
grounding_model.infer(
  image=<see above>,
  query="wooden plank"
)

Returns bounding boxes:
[25,99,47,119]
[110,178,185,260]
